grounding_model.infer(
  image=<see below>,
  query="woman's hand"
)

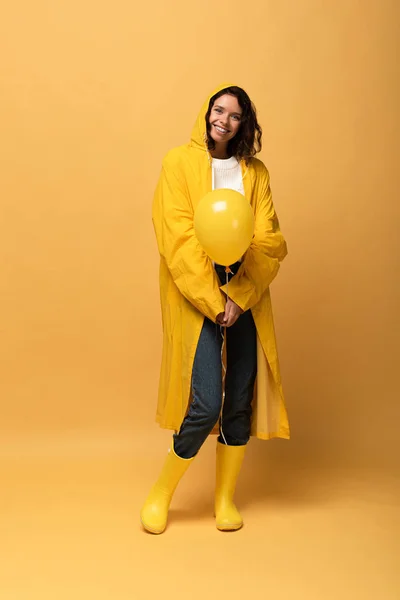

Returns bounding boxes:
[217,299,243,328]
[216,313,225,326]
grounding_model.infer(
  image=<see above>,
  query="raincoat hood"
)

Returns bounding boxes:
[190,82,237,151]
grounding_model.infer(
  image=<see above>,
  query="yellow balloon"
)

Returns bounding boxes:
[194,189,254,266]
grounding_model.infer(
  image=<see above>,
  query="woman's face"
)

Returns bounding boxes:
[208,94,242,146]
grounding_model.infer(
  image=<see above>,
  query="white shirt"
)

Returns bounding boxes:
[212,156,244,194]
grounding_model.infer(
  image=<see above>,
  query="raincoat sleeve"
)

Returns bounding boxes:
[220,163,287,312]
[152,152,226,322]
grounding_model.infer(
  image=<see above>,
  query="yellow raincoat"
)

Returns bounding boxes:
[152,84,290,440]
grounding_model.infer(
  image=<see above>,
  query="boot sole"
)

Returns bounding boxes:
[140,519,166,535]
[216,522,243,532]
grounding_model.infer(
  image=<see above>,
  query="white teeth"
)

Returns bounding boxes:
[216,126,228,134]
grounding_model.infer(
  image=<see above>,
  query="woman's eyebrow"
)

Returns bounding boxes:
[214,104,242,116]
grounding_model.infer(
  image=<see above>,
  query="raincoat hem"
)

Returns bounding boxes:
[155,416,290,441]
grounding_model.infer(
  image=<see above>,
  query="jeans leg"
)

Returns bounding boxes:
[219,310,257,446]
[173,318,223,459]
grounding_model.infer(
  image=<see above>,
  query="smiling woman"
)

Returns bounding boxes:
[205,86,263,162]
[207,96,242,156]
[140,83,288,535]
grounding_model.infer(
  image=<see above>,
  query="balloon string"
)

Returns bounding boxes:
[224,266,232,302]
[219,268,231,445]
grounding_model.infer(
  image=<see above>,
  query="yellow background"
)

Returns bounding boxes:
[1,1,399,598]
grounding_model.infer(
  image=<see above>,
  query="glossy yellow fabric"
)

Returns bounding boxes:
[152,83,290,440]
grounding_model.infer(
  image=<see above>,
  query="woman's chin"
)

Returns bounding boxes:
[210,133,227,145]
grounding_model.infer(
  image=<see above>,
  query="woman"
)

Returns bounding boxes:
[141,83,289,534]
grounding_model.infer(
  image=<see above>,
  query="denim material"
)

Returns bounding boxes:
[173,262,257,459]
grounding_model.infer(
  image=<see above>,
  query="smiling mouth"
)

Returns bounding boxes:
[214,124,229,135]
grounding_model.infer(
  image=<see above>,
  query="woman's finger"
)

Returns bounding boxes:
[227,305,241,327]
[226,311,236,327]
[225,302,234,325]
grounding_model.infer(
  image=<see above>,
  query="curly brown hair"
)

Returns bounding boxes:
[205,86,262,164]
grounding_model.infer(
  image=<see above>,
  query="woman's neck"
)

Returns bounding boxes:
[209,142,230,160]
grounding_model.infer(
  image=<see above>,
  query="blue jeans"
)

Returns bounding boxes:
[173,263,257,459]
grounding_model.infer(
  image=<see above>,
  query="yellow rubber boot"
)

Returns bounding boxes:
[215,441,246,531]
[140,442,194,534]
